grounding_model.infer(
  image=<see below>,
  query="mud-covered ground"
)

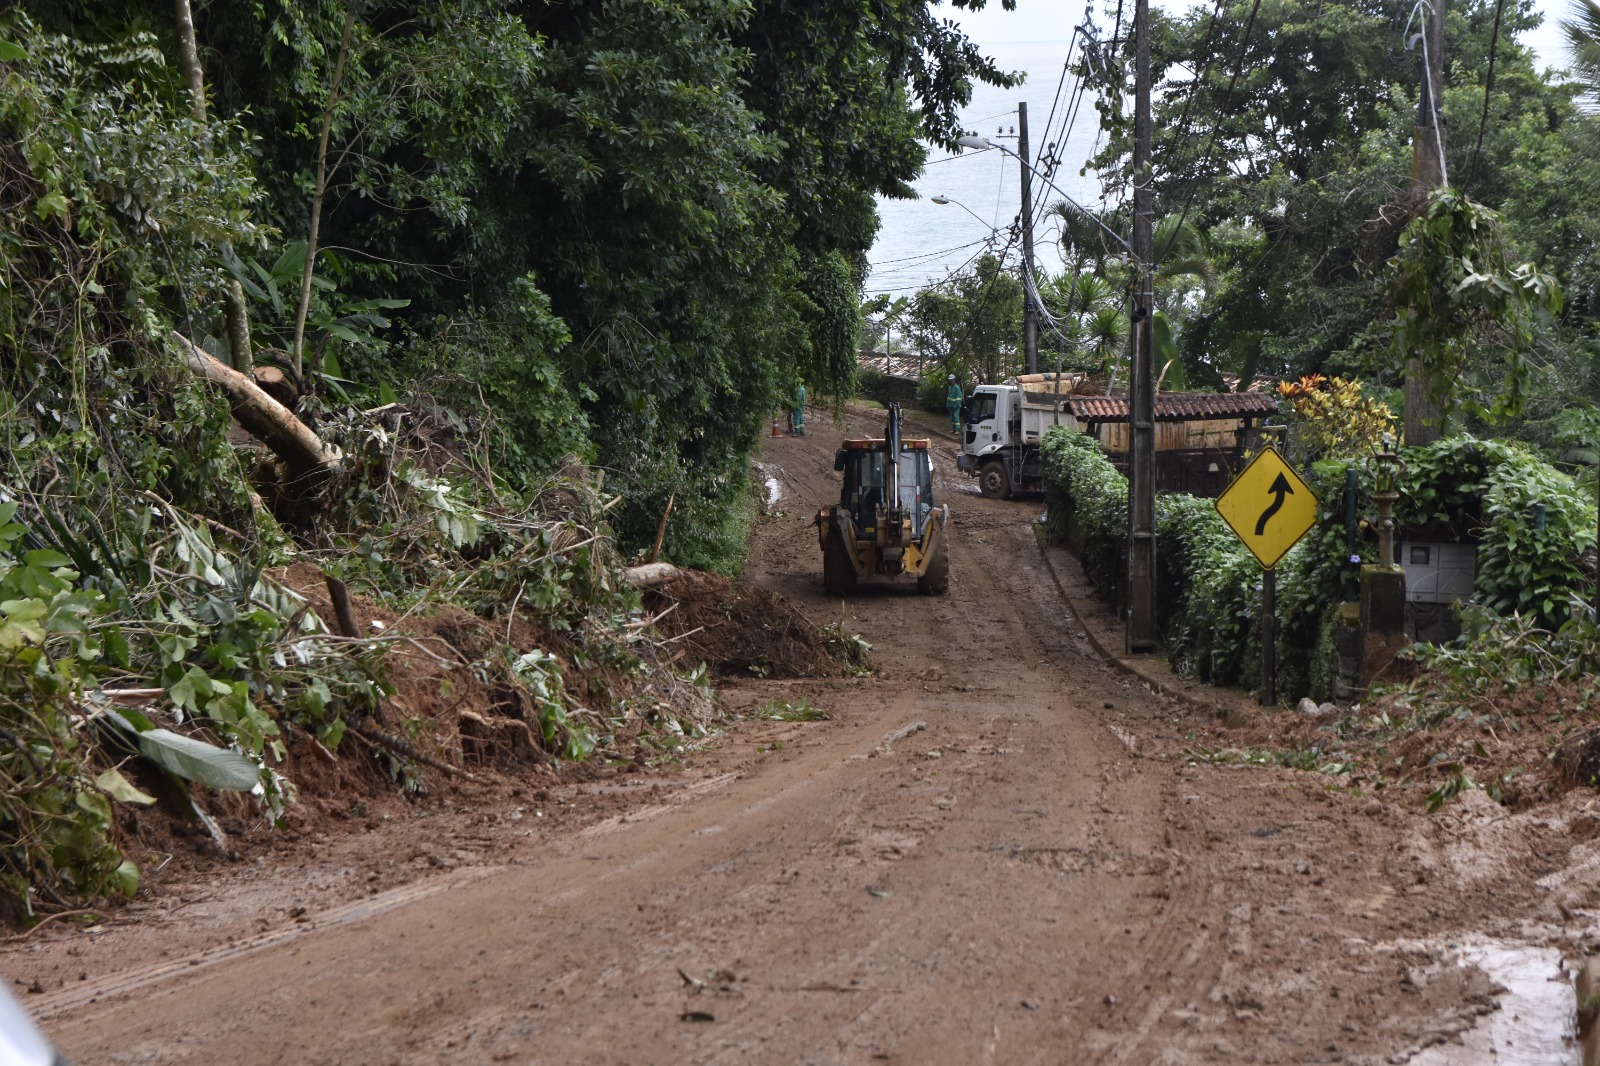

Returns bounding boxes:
[7,404,1598,1064]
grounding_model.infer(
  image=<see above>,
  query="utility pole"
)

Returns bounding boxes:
[1019,102,1039,375]
[1406,0,1447,446]
[1126,0,1158,653]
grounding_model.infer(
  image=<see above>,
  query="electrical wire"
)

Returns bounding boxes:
[1466,0,1507,188]
[1153,0,1265,264]
[871,236,996,269]
[873,231,1007,300]
[1156,0,1227,216]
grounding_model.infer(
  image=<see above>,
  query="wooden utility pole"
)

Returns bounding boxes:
[1406,0,1447,445]
[1126,0,1158,652]
[1019,102,1039,376]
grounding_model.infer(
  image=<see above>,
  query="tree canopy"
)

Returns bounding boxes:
[10,0,1017,565]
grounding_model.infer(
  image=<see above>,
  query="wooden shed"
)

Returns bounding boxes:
[1066,392,1281,498]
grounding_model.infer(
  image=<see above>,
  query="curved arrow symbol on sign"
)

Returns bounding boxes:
[1255,473,1294,536]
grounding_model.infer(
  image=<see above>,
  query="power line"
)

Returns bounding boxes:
[1155,0,1264,263]
[871,236,995,269]
[1157,0,1227,211]
[869,231,1008,300]
[1467,0,1508,187]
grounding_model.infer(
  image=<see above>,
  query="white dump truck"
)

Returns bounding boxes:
[954,374,1081,499]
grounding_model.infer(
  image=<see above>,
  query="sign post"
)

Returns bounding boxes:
[1215,446,1319,706]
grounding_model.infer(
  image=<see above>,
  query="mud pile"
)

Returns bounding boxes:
[645,570,839,679]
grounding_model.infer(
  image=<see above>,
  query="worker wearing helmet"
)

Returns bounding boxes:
[945,373,963,434]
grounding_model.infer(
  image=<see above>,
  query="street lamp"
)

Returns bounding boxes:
[930,194,998,235]
[957,135,1131,254]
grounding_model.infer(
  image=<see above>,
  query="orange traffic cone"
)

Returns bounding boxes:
[771,418,781,437]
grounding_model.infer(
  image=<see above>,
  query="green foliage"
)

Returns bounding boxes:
[1040,429,1128,599]
[509,650,594,762]
[1472,451,1595,623]
[1404,603,1600,700]
[0,505,131,917]
[903,254,1023,384]
[822,619,871,675]
[397,277,589,481]
[915,367,956,415]
[1043,425,1598,701]
[1184,743,1352,777]
[1035,270,1129,377]
[0,0,1036,912]
[1075,0,1587,404]
[1400,437,1597,626]
[36,0,1009,569]
[1386,188,1562,424]
[749,699,829,722]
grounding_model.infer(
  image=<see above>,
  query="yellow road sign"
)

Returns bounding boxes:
[1214,446,1319,569]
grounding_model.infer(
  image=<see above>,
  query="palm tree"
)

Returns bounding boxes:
[1046,201,1128,277]
[1152,215,1215,294]
[1034,270,1128,377]
[1040,196,1220,391]
[1564,0,1600,92]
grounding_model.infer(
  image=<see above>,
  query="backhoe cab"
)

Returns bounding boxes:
[816,403,950,595]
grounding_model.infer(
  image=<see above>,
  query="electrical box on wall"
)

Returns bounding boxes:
[1399,542,1477,604]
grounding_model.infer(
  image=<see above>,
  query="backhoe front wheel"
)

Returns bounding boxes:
[978,460,1011,500]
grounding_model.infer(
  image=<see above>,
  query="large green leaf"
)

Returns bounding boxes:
[95,767,156,806]
[133,728,260,791]
[103,711,259,791]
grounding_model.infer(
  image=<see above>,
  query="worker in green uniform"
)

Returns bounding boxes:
[945,373,963,434]
[790,381,806,436]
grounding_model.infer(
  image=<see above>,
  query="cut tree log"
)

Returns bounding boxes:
[252,365,297,409]
[624,562,682,588]
[172,331,341,489]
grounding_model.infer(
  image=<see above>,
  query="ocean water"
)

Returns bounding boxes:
[867,37,1110,301]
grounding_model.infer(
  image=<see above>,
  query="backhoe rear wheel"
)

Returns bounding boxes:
[978,460,1011,500]
[823,523,858,595]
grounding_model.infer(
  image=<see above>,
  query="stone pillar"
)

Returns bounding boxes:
[1334,602,1363,700]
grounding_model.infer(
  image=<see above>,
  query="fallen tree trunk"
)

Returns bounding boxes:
[172,331,341,489]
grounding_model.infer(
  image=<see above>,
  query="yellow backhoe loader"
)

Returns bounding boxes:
[816,403,950,595]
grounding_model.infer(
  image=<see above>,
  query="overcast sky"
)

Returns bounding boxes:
[945,0,1576,74]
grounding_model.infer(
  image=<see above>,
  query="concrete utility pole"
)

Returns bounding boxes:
[1125,0,1158,653]
[1406,0,1447,445]
[1019,103,1039,375]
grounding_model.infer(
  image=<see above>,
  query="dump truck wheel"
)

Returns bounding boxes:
[917,539,949,596]
[823,524,857,595]
[979,460,1011,500]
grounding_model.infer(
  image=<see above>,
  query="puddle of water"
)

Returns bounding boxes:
[765,476,782,507]
[1412,938,1576,1066]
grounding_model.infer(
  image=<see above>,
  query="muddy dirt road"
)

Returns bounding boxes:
[13,406,1585,1063]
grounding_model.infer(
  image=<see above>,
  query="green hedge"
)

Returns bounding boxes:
[1040,427,1597,702]
[1403,438,1596,625]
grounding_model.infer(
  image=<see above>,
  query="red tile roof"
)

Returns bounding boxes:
[1066,392,1280,423]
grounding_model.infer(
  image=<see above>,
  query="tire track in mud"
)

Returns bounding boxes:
[751,410,1234,1064]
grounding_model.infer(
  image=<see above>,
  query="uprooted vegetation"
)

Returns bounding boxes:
[0,384,783,922]
[1183,604,1600,814]
[0,27,857,924]
[0,345,861,922]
